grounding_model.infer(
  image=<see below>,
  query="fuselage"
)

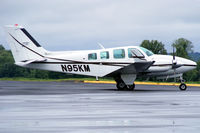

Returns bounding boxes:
[26,46,197,78]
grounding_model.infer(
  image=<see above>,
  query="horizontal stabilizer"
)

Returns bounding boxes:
[15,58,46,66]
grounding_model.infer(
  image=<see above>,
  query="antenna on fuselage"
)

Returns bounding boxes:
[98,42,105,49]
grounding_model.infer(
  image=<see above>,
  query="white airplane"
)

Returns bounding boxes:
[4,25,197,91]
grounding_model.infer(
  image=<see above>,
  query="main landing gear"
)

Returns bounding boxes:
[115,74,136,91]
[116,80,135,91]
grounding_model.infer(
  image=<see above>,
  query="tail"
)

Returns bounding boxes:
[4,25,47,65]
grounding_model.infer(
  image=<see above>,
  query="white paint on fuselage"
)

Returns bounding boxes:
[28,46,197,78]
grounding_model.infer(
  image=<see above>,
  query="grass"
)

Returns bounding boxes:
[0,77,113,82]
[0,77,199,84]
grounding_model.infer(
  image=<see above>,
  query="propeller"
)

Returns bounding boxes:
[172,46,183,69]
[172,46,183,82]
[172,46,177,82]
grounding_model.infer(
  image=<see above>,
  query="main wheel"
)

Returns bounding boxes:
[126,83,135,91]
[116,81,126,91]
[179,83,187,91]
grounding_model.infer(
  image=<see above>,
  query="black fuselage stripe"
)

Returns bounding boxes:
[31,62,126,67]
[152,64,196,67]
[183,65,197,66]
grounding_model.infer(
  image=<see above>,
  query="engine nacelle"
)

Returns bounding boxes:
[146,65,171,72]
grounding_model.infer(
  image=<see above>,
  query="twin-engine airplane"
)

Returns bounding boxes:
[4,25,197,91]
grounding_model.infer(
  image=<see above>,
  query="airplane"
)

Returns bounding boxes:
[4,24,197,91]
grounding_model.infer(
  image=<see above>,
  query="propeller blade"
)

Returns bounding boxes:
[173,45,175,60]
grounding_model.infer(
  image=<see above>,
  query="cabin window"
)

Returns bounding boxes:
[100,51,109,59]
[128,48,144,58]
[113,49,125,59]
[88,53,97,60]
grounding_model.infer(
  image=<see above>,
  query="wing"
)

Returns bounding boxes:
[121,61,155,74]
[105,61,155,77]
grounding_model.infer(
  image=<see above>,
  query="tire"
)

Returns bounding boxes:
[116,81,126,91]
[179,83,187,91]
[126,83,135,91]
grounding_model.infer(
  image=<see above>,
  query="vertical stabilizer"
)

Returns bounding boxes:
[4,25,47,63]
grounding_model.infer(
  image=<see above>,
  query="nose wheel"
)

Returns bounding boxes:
[179,83,187,91]
[179,76,187,91]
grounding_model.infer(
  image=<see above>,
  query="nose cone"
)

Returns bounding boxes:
[189,60,197,67]
[177,57,197,71]
[184,58,197,67]
[188,59,197,70]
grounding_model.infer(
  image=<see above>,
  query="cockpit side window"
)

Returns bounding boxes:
[139,47,154,56]
[88,53,97,60]
[113,49,125,59]
[128,48,144,58]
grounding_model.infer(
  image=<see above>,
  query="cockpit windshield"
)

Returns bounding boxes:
[139,47,154,56]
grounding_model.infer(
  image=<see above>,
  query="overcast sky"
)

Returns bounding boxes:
[1,0,200,52]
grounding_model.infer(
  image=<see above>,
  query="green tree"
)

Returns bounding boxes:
[0,45,35,78]
[0,45,5,51]
[140,40,167,54]
[197,61,200,81]
[172,38,193,59]
[184,60,200,82]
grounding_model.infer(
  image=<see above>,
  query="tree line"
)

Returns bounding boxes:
[0,38,200,81]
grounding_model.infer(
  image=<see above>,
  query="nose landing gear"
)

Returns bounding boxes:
[179,76,187,91]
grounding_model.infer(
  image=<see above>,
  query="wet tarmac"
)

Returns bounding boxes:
[0,81,200,133]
